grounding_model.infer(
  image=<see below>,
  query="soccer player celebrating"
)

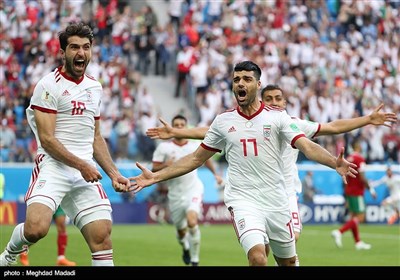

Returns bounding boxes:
[146,84,397,264]
[0,22,130,267]
[152,114,223,266]
[19,207,76,266]
[130,61,357,266]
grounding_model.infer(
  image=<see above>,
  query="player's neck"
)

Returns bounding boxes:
[60,66,84,82]
[238,100,263,116]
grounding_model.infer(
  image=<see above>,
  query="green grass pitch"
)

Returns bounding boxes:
[0,224,399,266]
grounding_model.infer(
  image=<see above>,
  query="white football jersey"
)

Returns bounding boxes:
[370,174,400,200]
[26,67,102,161]
[283,117,320,196]
[152,140,204,201]
[201,103,306,211]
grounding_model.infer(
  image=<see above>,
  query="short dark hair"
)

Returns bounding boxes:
[261,84,284,99]
[171,114,187,125]
[233,61,262,81]
[58,22,94,51]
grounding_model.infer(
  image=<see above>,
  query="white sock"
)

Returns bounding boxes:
[295,254,300,266]
[7,223,33,255]
[91,249,114,266]
[177,232,189,250]
[188,225,201,263]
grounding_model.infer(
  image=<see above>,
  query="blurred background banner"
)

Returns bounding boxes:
[2,163,398,225]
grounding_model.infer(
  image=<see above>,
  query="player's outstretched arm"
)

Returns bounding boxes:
[146,117,209,140]
[129,146,216,193]
[368,103,398,126]
[318,103,397,136]
[146,118,174,139]
[295,138,357,184]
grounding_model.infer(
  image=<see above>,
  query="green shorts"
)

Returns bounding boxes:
[345,195,366,214]
[53,206,66,218]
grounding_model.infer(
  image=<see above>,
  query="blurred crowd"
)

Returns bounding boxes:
[1,0,399,164]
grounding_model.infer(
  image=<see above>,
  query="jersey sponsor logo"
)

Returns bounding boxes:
[263,125,271,140]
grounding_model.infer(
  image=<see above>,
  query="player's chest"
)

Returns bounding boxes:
[56,84,101,114]
[223,119,277,144]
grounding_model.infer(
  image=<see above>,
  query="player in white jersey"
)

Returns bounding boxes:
[0,22,130,267]
[146,85,397,265]
[129,61,358,266]
[152,115,223,266]
[369,166,400,224]
[261,84,397,264]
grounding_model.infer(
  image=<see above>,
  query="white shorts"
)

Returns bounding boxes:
[25,154,112,229]
[383,194,400,210]
[227,203,296,259]
[288,194,302,234]
[168,186,203,230]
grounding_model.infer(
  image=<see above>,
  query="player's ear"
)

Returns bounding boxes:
[59,49,65,59]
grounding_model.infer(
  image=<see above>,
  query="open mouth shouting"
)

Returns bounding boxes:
[236,89,247,103]
[74,58,86,73]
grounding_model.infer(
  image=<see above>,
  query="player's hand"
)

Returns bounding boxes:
[369,103,398,127]
[146,117,174,140]
[369,187,377,200]
[80,161,103,182]
[128,162,156,193]
[111,175,131,192]
[214,174,224,186]
[336,147,358,184]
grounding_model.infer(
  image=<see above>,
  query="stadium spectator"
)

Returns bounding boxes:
[331,138,377,250]
[130,61,358,266]
[2,0,399,165]
[0,22,130,267]
[0,118,16,162]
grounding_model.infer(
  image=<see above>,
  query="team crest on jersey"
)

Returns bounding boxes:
[86,90,93,103]
[36,180,46,189]
[290,123,301,132]
[238,218,245,230]
[41,91,52,102]
[263,125,271,141]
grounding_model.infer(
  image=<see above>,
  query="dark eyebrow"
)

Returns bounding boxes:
[68,42,91,47]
